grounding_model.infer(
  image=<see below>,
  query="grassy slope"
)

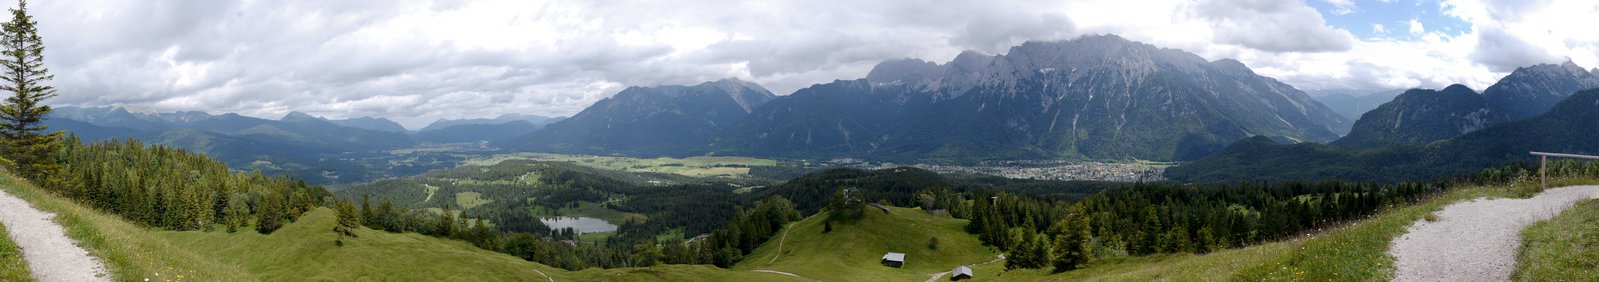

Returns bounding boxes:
[0,172,800,282]
[734,206,998,281]
[0,221,31,282]
[983,178,1599,281]
[1515,198,1599,280]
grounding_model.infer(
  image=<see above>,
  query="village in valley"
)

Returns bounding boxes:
[834,159,1170,183]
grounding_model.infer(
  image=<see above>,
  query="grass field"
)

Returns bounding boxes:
[530,201,648,225]
[455,191,492,210]
[0,221,31,282]
[1515,198,1599,280]
[735,206,999,281]
[468,153,778,178]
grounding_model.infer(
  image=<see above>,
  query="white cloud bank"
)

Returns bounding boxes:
[17,0,1599,128]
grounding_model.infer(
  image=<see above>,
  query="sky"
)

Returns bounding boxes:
[21,0,1599,129]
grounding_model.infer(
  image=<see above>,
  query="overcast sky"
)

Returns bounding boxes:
[24,0,1599,129]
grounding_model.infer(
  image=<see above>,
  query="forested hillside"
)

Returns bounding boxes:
[54,136,330,233]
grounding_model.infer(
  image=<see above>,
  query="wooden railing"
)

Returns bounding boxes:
[1531,152,1599,189]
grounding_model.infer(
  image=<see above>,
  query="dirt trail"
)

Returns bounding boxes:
[751,269,820,281]
[768,219,797,264]
[531,269,553,282]
[0,188,110,282]
[1389,185,1599,281]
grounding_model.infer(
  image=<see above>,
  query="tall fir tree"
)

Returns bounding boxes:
[0,0,62,183]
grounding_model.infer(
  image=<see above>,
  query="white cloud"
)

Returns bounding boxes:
[16,0,1599,129]
[1442,0,1599,71]
[1325,0,1358,15]
[25,0,1083,129]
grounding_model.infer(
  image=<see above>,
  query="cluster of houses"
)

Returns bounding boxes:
[881,252,975,280]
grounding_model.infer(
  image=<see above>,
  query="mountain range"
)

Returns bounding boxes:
[496,35,1351,162]
[1331,84,1507,148]
[419,113,563,132]
[501,78,777,156]
[1483,61,1599,120]
[50,34,1599,185]
[1329,61,1599,149]
[1169,87,1599,183]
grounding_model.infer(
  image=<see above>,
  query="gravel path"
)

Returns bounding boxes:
[1389,185,1599,282]
[0,188,110,282]
[750,269,820,281]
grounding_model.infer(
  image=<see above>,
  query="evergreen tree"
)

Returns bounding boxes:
[0,0,61,183]
[632,242,661,267]
[360,194,375,229]
[335,199,359,228]
[439,204,456,237]
[1051,206,1093,272]
[223,193,249,233]
[255,193,285,234]
[377,200,398,232]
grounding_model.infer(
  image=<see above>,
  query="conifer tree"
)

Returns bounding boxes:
[256,193,286,234]
[223,194,249,233]
[360,194,376,229]
[1051,206,1093,272]
[0,0,62,183]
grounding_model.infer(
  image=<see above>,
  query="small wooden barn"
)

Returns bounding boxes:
[881,252,906,268]
[951,265,973,280]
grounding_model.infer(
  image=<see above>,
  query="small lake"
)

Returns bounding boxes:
[540,217,618,234]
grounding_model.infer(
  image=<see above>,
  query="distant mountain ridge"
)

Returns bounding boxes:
[420,113,563,132]
[502,78,777,155]
[49,107,413,151]
[711,35,1349,161]
[1326,61,1598,149]
[1304,88,1404,131]
[1168,87,1599,183]
[1332,85,1507,148]
[1483,61,1599,120]
[327,116,407,133]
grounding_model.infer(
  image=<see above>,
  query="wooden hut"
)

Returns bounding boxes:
[881,252,905,268]
[951,265,973,280]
